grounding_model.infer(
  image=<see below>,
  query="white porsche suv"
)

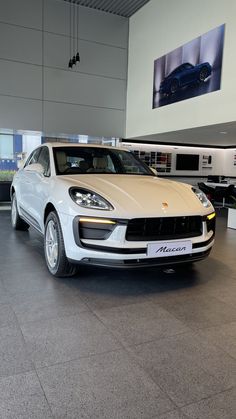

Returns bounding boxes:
[11,143,215,277]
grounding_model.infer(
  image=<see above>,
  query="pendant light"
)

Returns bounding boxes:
[68,0,73,68]
[72,1,76,66]
[68,0,80,69]
[76,3,80,63]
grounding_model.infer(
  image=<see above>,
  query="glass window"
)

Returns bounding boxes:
[0,135,13,159]
[38,147,50,177]
[25,147,41,167]
[53,146,153,176]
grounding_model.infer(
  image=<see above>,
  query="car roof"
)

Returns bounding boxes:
[43,142,129,152]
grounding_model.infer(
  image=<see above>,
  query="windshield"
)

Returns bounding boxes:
[53,147,153,176]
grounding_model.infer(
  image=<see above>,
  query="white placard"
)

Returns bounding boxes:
[147,240,192,258]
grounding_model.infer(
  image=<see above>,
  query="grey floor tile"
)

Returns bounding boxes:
[0,280,9,304]
[201,280,236,307]
[12,290,89,325]
[197,322,236,359]
[21,311,121,368]
[37,349,175,419]
[0,304,17,328]
[7,282,74,306]
[153,293,236,330]
[76,275,152,310]
[181,387,236,419]
[130,332,232,407]
[1,269,56,295]
[184,330,236,388]
[0,371,53,419]
[0,325,33,378]
[194,255,234,278]
[157,410,189,419]
[95,301,190,346]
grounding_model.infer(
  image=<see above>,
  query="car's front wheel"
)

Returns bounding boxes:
[44,211,77,277]
[11,193,29,231]
[199,67,208,82]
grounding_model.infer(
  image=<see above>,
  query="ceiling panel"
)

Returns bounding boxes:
[124,122,236,148]
[63,0,151,18]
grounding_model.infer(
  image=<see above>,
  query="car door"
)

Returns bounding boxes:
[17,147,42,216]
[31,146,51,231]
[18,146,51,232]
[180,64,195,85]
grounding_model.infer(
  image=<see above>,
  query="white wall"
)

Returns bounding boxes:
[126,0,236,139]
[224,149,236,177]
[0,0,128,138]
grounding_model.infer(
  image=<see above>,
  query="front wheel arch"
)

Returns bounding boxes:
[44,202,56,225]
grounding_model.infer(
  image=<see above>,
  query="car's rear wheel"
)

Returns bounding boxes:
[170,79,179,94]
[199,67,208,82]
[11,193,29,231]
[44,211,77,277]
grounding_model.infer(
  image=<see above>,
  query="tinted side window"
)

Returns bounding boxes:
[38,147,50,177]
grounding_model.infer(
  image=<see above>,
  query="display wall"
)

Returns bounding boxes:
[0,0,128,138]
[122,142,236,179]
[126,0,236,139]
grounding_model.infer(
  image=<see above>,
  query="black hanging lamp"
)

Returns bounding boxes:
[76,2,80,63]
[68,0,73,68]
[72,1,76,66]
[68,0,80,68]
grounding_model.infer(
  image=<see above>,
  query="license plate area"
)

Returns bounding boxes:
[147,240,192,258]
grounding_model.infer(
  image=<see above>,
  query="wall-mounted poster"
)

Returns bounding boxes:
[152,24,225,109]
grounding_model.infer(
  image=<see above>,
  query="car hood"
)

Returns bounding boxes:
[58,174,212,218]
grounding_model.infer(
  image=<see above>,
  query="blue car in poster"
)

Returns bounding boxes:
[159,62,212,95]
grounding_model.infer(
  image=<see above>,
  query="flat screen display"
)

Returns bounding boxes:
[176,154,199,171]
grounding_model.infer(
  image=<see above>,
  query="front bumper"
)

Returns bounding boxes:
[68,248,212,269]
[59,213,215,268]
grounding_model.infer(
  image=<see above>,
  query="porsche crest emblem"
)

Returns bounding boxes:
[162,202,168,209]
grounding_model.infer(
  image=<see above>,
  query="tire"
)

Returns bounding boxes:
[11,193,29,231]
[199,67,208,82]
[44,211,77,277]
[170,79,179,94]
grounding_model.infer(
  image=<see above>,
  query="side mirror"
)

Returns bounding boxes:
[24,163,44,175]
[150,167,158,176]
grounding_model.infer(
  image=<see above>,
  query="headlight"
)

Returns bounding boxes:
[192,187,211,208]
[69,188,113,210]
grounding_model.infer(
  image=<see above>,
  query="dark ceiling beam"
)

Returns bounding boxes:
[63,0,151,18]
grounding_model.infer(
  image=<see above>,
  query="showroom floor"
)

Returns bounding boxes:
[0,209,236,418]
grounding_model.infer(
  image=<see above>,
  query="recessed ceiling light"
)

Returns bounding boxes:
[219,131,227,134]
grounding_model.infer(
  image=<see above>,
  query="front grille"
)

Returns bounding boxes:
[126,216,203,241]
